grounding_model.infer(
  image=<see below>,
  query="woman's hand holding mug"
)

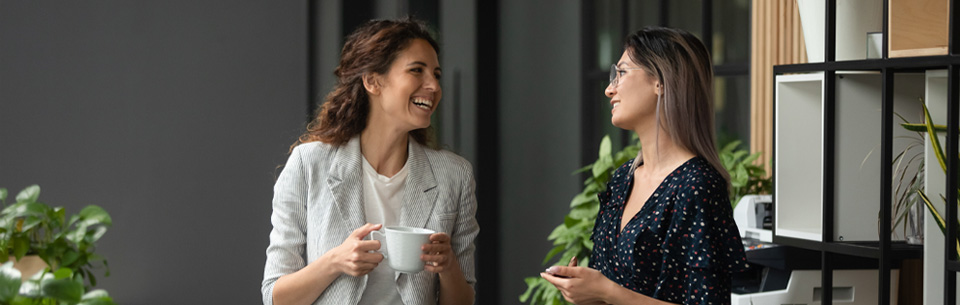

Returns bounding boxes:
[421,232,457,274]
[327,223,384,277]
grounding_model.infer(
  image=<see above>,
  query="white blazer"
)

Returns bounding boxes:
[261,136,479,305]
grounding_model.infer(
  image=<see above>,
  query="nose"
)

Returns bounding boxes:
[423,73,440,92]
[605,82,616,98]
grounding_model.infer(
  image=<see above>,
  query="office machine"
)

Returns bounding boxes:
[730,195,899,305]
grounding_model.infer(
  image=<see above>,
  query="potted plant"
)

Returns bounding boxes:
[519,135,771,305]
[0,261,116,305]
[0,185,116,304]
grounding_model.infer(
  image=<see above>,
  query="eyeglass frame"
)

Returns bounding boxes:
[609,64,646,87]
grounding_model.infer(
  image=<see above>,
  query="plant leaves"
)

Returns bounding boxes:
[14,185,40,204]
[12,236,29,260]
[542,245,565,265]
[77,205,112,227]
[569,192,594,208]
[0,188,7,203]
[41,277,83,303]
[597,135,611,158]
[0,262,22,303]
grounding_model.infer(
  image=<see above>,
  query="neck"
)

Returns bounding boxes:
[360,118,409,177]
[634,123,694,173]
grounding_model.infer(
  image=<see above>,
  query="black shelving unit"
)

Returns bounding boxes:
[772,1,960,304]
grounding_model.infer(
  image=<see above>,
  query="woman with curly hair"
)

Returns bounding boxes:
[262,18,477,305]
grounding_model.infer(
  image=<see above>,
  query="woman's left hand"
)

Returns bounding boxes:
[540,262,613,305]
[421,232,458,274]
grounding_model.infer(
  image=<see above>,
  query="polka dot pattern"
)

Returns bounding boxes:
[589,157,748,304]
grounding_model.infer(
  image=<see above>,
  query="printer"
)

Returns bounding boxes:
[730,195,899,305]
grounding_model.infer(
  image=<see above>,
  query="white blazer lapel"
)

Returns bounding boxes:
[398,138,439,229]
[324,136,366,231]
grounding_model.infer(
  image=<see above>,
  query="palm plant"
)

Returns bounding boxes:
[900,101,960,254]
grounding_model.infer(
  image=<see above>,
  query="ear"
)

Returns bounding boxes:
[362,73,382,96]
[655,81,663,96]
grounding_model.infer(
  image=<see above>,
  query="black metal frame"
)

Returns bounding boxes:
[475,0,500,304]
[772,0,960,304]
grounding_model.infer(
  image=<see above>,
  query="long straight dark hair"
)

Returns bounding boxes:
[624,26,730,187]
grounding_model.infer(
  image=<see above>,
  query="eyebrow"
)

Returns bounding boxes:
[407,61,442,72]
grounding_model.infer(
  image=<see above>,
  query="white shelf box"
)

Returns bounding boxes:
[834,72,924,242]
[776,73,825,241]
[775,72,924,242]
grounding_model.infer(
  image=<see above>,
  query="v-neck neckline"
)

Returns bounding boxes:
[615,156,698,236]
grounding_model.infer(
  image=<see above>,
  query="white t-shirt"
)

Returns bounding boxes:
[357,156,408,305]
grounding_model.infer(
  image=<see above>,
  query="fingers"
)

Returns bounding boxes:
[568,256,578,267]
[349,223,383,239]
[540,272,570,286]
[421,243,450,253]
[354,239,382,252]
[545,266,578,278]
[428,232,450,242]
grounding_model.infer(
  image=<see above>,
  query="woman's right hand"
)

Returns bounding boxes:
[325,223,384,277]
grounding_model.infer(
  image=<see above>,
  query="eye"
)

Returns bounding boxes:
[618,70,627,77]
[410,67,423,73]
[434,72,442,79]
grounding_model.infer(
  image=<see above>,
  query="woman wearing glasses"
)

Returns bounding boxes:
[262,18,478,305]
[541,27,747,304]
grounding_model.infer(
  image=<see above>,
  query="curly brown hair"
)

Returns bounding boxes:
[293,17,439,150]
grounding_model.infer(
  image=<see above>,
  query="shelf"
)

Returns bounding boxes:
[774,72,923,243]
[774,55,960,74]
[797,0,883,62]
[773,235,923,261]
[949,261,960,272]
[775,73,824,241]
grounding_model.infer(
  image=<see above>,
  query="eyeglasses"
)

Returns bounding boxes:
[609,64,644,87]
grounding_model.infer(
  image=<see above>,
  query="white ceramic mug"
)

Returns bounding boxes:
[370,226,435,273]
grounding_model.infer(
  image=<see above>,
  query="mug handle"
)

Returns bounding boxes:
[369,230,388,259]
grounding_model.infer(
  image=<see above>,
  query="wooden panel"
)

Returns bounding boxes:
[889,0,949,57]
[750,0,806,174]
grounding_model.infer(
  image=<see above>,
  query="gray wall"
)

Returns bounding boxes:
[498,1,583,304]
[0,1,306,303]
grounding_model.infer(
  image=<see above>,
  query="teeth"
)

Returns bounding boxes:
[612,102,620,109]
[412,98,433,110]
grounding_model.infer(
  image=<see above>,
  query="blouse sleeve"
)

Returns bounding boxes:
[662,173,748,304]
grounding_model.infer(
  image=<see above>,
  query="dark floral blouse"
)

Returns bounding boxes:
[589,157,748,305]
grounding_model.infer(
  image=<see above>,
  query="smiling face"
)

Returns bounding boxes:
[365,38,442,133]
[605,50,662,131]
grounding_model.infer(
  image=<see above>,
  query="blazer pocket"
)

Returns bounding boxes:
[429,211,457,233]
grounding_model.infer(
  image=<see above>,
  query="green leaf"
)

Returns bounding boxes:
[86,225,109,244]
[77,205,112,227]
[12,237,29,260]
[60,250,80,268]
[569,192,594,208]
[568,204,599,220]
[2,202,48,219]
[597,135,611,158]
[0,188,7,203]
[79,289,116,305]
[15,185,40,204]
[0,262,22,302]
[542,245,565,265]
[52,268,73,280]
[901,122,947,133]
[519,277,539,302]
[41,278,83,303]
